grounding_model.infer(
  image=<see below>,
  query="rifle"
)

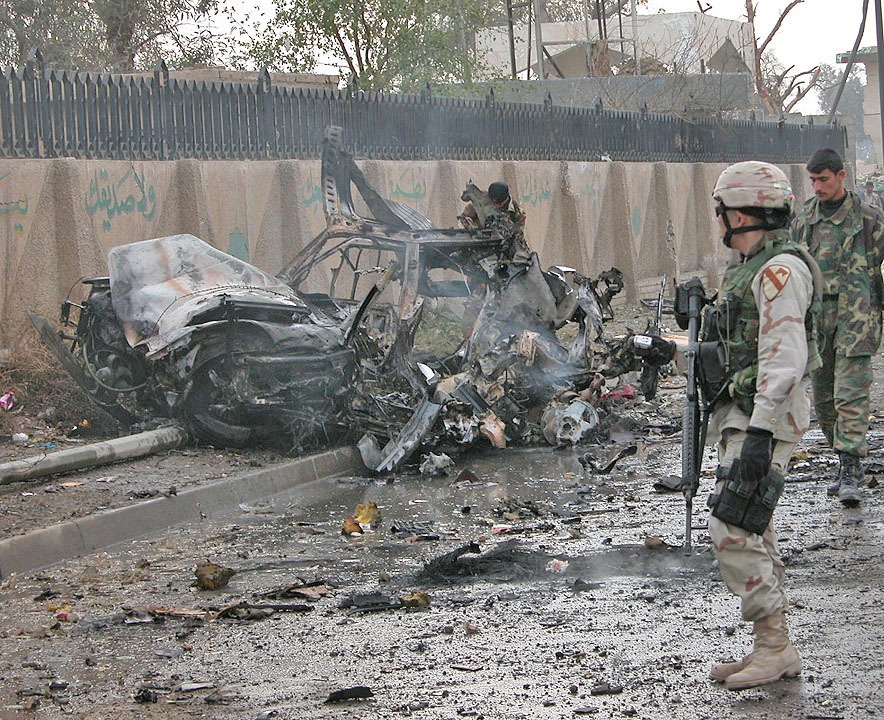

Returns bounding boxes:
[674,277,710,554]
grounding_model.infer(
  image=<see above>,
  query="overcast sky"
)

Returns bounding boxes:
[643,0,875,98]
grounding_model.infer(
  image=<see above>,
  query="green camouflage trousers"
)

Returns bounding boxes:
[813,302,873,457]
[708,427,797,622]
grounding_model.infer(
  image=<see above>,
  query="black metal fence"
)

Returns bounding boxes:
[0,58,846,163]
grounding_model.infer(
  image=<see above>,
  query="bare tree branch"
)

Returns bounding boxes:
[756,0,804,57]
[745,0,815,114]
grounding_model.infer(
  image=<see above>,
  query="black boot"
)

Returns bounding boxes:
[838,452,864,507]
[827,456,842,497]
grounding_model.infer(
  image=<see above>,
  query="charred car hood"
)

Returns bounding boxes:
[108,234,309,354]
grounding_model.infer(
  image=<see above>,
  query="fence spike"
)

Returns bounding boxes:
[258,67,271,92]
[26,47,43,72]
[154,58,169,87]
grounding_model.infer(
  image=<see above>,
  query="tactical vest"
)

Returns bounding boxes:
[702,229,821,415]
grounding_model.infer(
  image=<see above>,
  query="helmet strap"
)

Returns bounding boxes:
[718,203,764,248]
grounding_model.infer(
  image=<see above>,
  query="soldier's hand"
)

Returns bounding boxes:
[740,426,773,484]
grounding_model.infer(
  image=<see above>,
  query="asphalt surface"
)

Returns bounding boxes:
[0,445,359,577]
[0,419,883,720]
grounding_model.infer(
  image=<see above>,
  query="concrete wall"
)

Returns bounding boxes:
[0,158,812,346]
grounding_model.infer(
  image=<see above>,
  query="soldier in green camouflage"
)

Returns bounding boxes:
[792,148,884,507]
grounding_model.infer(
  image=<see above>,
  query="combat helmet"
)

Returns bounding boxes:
[713,161,793,246]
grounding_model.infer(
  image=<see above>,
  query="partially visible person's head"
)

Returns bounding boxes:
[488,182,510,205]
[866,181,875,191]
[806,148,844,174]
[806,148,847,202]
[712,161,792,249]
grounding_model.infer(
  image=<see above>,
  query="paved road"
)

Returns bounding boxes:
[1,431,883,720]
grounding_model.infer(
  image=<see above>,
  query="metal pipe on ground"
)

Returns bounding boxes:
[0,426,191,484]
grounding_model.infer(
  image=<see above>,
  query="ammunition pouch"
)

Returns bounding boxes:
[697,341,729,407]
[707,463,785,535]
[702,293,741,339]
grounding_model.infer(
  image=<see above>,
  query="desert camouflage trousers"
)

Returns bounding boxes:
[708,427,797,622]
[813,301,873,457]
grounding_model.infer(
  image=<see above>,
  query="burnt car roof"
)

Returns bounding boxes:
[278,126,508,300]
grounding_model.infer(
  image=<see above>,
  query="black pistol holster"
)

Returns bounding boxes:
[708,462,785,535]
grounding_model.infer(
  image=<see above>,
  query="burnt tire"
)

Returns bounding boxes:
[186,360,253,447]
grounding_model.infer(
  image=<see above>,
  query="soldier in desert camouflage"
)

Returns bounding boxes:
[703,161,821,690]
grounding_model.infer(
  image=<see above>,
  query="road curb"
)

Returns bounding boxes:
[0,445,360,578]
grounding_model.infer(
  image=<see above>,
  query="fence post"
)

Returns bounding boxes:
[544,91,554,161]
[23,48,43,158]
[257,68,274,159]
[153,58,170,160]
[28,48,54,158]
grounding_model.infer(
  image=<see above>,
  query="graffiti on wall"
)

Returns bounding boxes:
[302,168,323,209]
[86,168,157,231]
[389,168,428,216]
[228,228,249,261]
[519,175,552,207]
[0,172,28,234]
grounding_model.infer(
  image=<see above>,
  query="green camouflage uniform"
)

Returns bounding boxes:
[705,231,817,621]
[792,191,884,457]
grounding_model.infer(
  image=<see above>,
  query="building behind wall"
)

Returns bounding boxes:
[838,47,881,169]
[469,10,758,115]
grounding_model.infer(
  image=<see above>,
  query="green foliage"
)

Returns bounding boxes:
[817,63,866,133]
[0,0,105,67]
[97,0,221,69]
[538,0,648,23]
[0,0,221,70]
[244,0,497,91]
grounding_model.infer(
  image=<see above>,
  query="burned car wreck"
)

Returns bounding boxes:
[33,127,654,472]
[30,235,358,453]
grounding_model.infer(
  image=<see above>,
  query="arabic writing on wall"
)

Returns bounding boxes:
[388,169,429,216]
[85,168,157,231]
[519,175,552,207]
[302,168,322,209]
[0,172,28,234]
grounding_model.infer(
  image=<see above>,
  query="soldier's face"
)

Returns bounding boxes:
[808,168,846,202]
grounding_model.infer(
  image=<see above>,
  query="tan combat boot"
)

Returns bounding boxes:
[725,611,801,691]
[709,653,752,682]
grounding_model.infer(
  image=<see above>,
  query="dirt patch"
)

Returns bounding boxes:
[0,333,116,440]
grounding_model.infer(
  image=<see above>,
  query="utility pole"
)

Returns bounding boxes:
[532,0,546,78]
[506,0,531,79]
[631,0,640,74]
[876,0,884,165]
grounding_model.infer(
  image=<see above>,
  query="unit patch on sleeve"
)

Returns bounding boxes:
[761,265,791,301]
